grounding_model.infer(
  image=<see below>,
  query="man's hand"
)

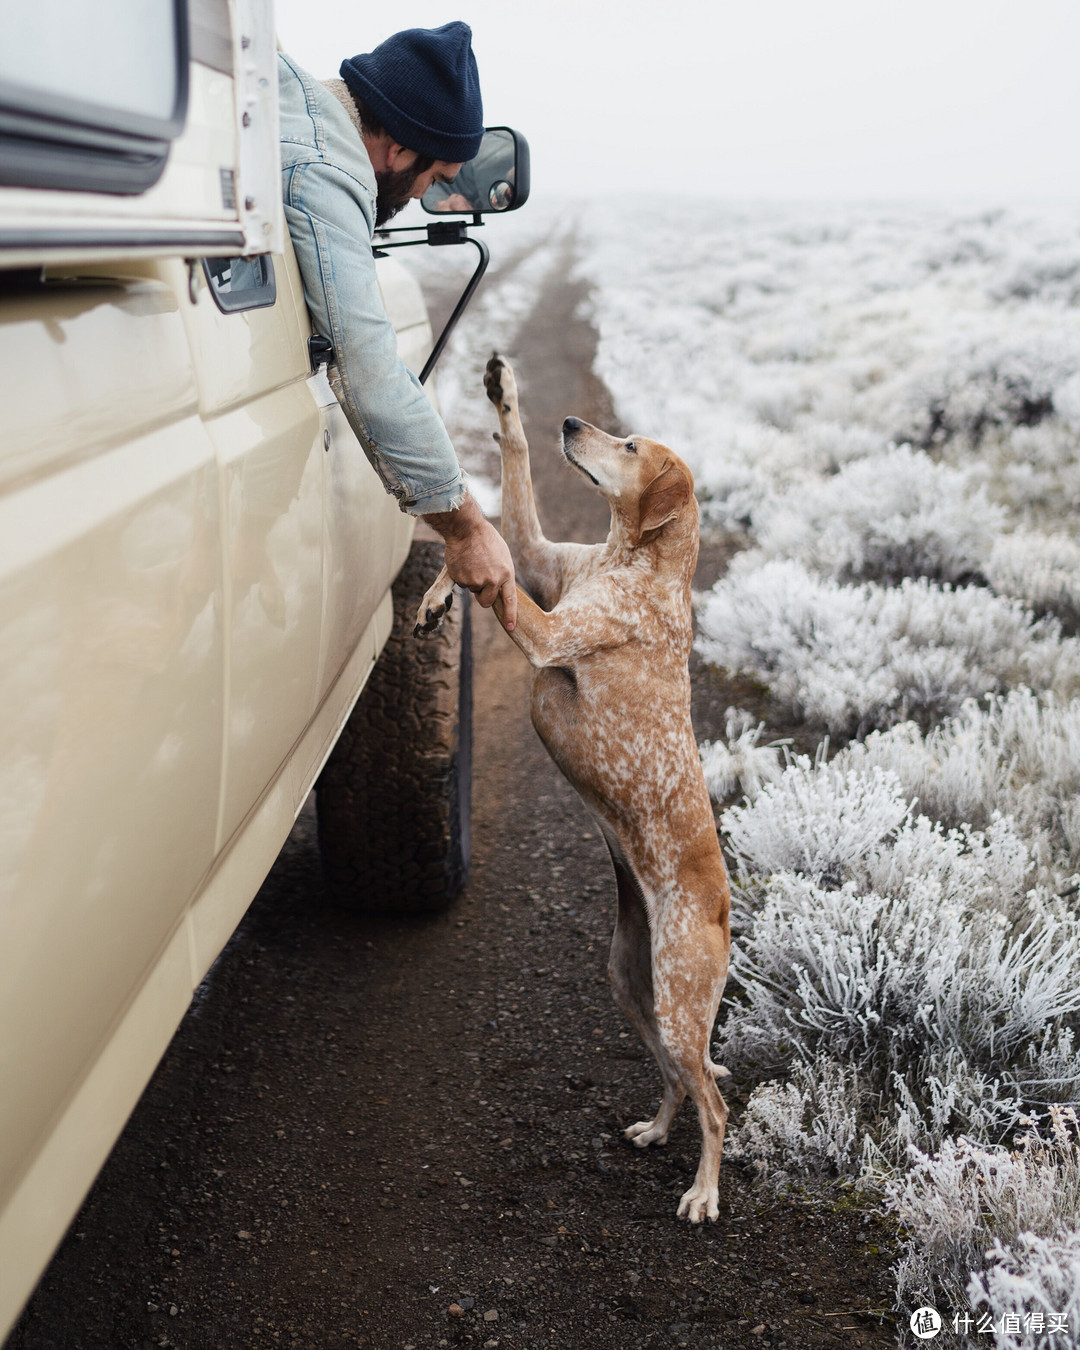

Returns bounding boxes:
[422,494,518,631]
[435,193,474,212]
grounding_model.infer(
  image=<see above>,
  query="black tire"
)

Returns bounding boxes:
[316,540,472,913]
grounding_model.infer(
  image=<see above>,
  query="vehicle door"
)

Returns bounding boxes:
[180,250,326,851]
[0,269,224,1213]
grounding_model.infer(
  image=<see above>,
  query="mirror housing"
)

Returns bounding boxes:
[421,127,530,215]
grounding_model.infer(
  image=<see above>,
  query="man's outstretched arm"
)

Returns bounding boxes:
[423,495,518,630]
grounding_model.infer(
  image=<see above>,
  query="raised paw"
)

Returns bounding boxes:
[625,1118,670,1149]
[483,351,518,414]
[677,1181,719,1225]
[413,573,455,638]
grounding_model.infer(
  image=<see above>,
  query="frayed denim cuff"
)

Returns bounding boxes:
[399,473,469,517]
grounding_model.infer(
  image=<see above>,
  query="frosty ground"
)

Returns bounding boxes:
[571,199,1080,1347]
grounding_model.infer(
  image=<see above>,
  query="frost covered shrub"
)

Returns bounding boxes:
[696,560,1079,736]
[717,869,1080,1107]
[989,250,1080,305]
[988,532,1080,629]
[698,708,785,802]
[729,1056,1021,1195]
[970,1233,1080,1349]
[893,332,1080,452]
[880,1060,1026,1172]
[686,420,804,531]
[751,445,1002,585]
[1056,373,1080,432]
[722,756,909,884]
[725,1057,864,1186]
[843,690,1080,876]
[718,755,1080,1159]
[978,421,1080,527]
[889,1113,1080,1338]
[799,419,886,472]
[715,745,1080,1321]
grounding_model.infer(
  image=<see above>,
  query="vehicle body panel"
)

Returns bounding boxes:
[0,406,226,1202]
[212,386,325,844]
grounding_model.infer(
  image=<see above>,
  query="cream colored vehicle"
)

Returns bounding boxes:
[0,1,531,1338]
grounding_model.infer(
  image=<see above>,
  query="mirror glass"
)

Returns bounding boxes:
[421,127,529,214]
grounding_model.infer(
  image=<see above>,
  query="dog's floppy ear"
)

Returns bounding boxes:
[637,464,692,539]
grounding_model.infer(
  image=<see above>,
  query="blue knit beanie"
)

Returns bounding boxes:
[340,22,484,163]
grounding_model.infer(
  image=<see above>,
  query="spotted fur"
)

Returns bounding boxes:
[418,354,731,1222]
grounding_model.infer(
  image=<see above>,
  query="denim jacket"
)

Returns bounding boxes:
[278,53,466,515]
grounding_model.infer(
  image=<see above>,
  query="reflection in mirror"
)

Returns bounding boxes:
[422,127,527,214]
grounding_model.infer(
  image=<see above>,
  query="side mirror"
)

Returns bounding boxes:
[421,127,531,215]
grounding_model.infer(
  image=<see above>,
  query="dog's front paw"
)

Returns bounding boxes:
[625,1118,670,1149]
[414,573,455,638]
[484,351,518,415]
[677,1181,719,1225]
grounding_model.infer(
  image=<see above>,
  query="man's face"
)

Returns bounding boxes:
[374,153,465,227]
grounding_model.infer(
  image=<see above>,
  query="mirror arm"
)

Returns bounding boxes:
[419,234,488,384]
[373,214,484,240]
[373,221,490,385]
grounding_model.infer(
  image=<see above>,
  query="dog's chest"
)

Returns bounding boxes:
[530,651,695,803]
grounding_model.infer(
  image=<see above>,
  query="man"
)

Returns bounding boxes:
[278,23,517,627]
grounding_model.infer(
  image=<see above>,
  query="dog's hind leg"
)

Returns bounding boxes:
[605,852,687,1148]
[652,910,730,1223]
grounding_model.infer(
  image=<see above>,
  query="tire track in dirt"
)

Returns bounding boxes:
[9,231,899,1350]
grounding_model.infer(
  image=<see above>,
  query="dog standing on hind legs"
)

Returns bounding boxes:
[416,354,731,1222]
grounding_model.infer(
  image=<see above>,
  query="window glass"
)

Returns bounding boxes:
[0,0,181,130]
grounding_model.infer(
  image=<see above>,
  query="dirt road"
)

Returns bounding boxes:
[9,234,899,1350]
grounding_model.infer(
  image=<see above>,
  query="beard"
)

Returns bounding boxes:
[374,165,422,227]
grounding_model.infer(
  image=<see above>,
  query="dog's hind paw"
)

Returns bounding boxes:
[484,351,518,414]
[677,1182,719,1225]
[625,1118,670,1149]
[414,570,455,638]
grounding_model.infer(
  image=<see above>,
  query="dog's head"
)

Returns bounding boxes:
[561,417,695,548]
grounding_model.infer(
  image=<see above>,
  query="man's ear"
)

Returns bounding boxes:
[637,464,692,538]
[384,141,417,172]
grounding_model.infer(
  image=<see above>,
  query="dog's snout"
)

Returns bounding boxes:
[563,416,583,435]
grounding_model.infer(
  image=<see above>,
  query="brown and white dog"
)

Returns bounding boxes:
[417,354,731,1223]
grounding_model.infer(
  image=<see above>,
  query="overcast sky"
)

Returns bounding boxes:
[275,0,1080,203]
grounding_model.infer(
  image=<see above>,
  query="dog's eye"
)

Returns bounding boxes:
[625,440,637,454]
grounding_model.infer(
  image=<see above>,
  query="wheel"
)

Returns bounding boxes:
[316,539,472,913]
